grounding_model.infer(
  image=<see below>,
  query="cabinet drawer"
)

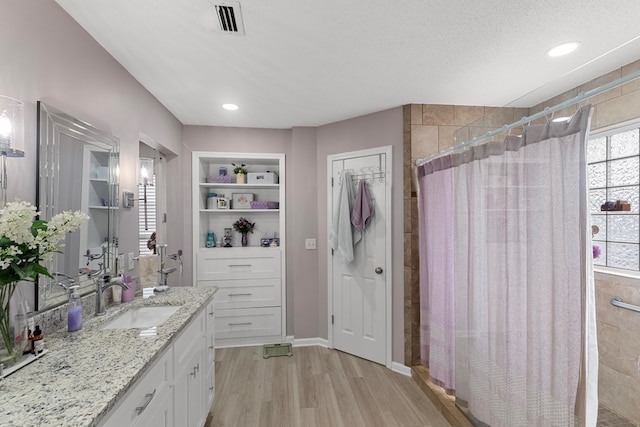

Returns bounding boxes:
[197,249,281,280]
[174,310,205,366]
[205,298,215,332]
[215,307,281,339]
[100,348,173,426]
[201,278,281,309]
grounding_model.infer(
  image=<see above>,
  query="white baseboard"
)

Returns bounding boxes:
[292,337,329,348]
[391,362,412,377]
[221,336,408,375]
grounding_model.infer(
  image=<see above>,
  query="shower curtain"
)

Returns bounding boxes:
[417,105,598,426]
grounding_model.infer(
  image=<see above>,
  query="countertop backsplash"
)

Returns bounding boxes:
[31,287,135,334]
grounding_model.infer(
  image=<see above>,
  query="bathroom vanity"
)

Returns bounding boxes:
[0,287,217,426]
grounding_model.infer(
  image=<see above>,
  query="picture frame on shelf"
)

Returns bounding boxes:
[232,193,254,209]
[217,197,229,209]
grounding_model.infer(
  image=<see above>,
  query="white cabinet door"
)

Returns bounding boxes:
[204,365,215,414]
[174,348,204,427]
[204,299,216,414]
[100,349,173,427]
[205,299,216,363]
[132,385,174,427]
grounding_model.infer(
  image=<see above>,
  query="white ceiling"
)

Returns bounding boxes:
[55,0,640,129]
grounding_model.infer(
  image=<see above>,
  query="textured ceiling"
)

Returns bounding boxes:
[55,0,640,129]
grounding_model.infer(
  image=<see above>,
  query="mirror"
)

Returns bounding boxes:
[36,101,119,310]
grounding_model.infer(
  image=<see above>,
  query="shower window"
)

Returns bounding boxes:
[588,125,640,271]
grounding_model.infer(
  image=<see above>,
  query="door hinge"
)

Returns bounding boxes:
[331,315,334,325]
[163,213,167,223]
[331,177,334,187]
[331,248,334,256]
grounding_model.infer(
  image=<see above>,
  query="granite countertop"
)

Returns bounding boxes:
[0,286,217,426]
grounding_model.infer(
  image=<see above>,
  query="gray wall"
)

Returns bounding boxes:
[183,109,405,363]
[316,108,405,361]
[1,0,183,307]
[181,125,294,331]
[5,0,405,363]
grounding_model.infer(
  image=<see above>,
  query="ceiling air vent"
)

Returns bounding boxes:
[214,1,245,35]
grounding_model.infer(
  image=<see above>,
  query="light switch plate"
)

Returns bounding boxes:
[305,238,317,250]
[127,252,135,270]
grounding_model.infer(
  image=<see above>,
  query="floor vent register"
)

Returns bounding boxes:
[263,343,293,359]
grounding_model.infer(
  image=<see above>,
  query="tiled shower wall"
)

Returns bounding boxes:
[595,272,640,424]
[403,59,640,423]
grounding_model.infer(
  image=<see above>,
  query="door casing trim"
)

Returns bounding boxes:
[326,145,393,368]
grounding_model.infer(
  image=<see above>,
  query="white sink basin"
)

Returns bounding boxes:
[102,306,181,330]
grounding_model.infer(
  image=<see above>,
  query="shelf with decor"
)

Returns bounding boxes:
[192,151,286,347]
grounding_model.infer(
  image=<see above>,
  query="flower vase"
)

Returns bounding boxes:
[236,173,246,184]
[241,233,248,247]
[0,282,20,368]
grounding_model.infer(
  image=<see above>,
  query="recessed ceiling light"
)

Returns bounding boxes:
[547,42,580,57]
[222,103,239,111]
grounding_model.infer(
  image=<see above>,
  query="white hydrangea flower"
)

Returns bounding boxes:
[0,201,37,246]
[0,200,88,283]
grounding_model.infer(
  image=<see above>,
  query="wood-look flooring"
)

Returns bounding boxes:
[208,345,451,427]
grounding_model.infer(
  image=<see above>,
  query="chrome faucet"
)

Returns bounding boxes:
[53,272,76,292]
[156,245,178,292]
[95,274,129,316]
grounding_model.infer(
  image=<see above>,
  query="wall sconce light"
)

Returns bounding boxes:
[138,157,153,186]
[122,157,154,229]
[0,96,25,207]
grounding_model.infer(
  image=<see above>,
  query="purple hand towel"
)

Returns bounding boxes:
[351,179,374,233]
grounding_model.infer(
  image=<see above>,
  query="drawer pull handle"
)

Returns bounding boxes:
[228,293,253,297]
[135,388,156,415]
[209,345,214,350]
[208,310,215,316]
[228,264,252,267]
[228,322,252,326]
[191,363,200,377]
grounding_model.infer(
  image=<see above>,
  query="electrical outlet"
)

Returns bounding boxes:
[127,252,135,271]
[305,238,317,250]
[117,254,124,275]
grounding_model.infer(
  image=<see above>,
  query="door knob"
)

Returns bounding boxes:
[375,267,383,274]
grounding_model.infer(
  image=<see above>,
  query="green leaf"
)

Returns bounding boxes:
[31,220,48,235]
[33,264,53,279]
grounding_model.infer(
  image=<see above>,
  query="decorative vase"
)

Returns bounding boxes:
[236,173,246,184]
[241,233,248,247]
[0,282,19,367]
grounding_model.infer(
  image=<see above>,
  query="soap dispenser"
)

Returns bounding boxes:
[67,285,83,332]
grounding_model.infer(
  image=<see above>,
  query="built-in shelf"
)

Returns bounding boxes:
[199,183,279,189]
[193,151,286,347]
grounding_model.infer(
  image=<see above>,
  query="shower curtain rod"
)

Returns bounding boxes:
[416,69,640,167]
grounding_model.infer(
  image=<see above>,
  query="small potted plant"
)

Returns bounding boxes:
[233,217,255,247]
[232,163,248,184]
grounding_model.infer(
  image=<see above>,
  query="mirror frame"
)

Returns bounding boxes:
[36,101,120,311]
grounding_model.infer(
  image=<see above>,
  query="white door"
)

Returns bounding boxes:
[328,146,391,366]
